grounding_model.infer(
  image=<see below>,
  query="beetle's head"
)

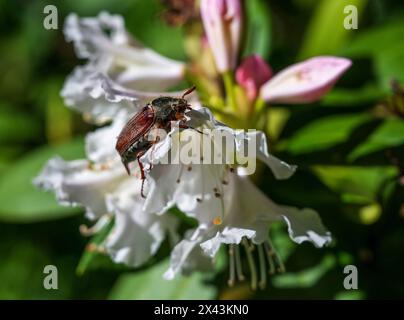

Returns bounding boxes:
[173,86,196,112]
[151,96,189,112]
[174,98,189,113]
[151,86,195,113]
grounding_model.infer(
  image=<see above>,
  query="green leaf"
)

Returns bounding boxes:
[272,254,336,288]
[124,0,186,61]
[0,240,74,299]
[76,218,115,276]
[334,290,365,300]
[342,20,404,58]
[109,259,217,300]
[322,84,386,107]
[279,114,371,155]
[375,45,404,90]
[349,118,404,160]
[298,0,367,59]
[243,0,272,58]
[0,138,85,223]
[0,109,41,143]
[312,165,397,202]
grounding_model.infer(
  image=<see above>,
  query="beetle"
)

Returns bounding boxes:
[115,86,197,197]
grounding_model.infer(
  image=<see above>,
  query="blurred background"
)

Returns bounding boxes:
[0,0,403,299]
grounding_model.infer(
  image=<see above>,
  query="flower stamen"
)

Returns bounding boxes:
[242,238,257,290]
[265,240,285,273]
[258,244,267,290]
[176,164,185,183]
[228,245,236,287]
[79,215,111,237]
[234,245,245,281]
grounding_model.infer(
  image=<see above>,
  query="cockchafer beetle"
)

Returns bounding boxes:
[115,86,197,197]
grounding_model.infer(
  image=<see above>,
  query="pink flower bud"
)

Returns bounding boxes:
[200,0,242,73]
[236,55,273,101]
[260,56,352,104]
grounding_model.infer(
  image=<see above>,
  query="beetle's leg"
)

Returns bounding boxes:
[136,151,147,198]
[175,112,187,121]
[147,137,161,172]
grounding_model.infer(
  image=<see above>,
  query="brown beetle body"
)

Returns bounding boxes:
[115,104,156,175]
[115,87,196,196]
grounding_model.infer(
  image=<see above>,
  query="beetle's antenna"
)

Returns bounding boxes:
[182,86,196,99]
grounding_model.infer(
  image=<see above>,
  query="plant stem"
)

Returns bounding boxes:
[222,71,237,112]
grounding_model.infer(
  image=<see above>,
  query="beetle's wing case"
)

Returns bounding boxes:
[115,105,156,157]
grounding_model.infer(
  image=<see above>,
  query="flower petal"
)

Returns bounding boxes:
[164,226,213,280]
[62,12,185,123]
[64,12,128,59]
[61,64,136,124]
[85,109,129,164]
[234,130,296,179]
[281,207,332,247]
[200,227,255,257]
[34,157,125,219]
[236,55,272,101]
[260,56,352,104]
[187,107,296,179]
[105,179,178,267]
[200,0,242,72]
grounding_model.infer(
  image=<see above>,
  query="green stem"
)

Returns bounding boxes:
[222,71,237,112]
[250,97,267,129]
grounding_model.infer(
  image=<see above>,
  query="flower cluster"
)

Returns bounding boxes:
[35,1,351,289]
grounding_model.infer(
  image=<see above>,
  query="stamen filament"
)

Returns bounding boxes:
[228,245,236,287]
[264,241,276,274]
[267,239,286,273]
[176,164,185,183]
[234,245,245,281]
[242,238,257,290]
[258,244,267,290]
[79,214,111,237]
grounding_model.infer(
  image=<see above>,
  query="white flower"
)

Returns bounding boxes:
[141,106,297,217]
[163,173,331,286]
[61,12,185,124]
[128,106,332,284]
[34,111,178,267]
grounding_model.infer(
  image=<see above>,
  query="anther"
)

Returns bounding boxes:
[213,217,222,225]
